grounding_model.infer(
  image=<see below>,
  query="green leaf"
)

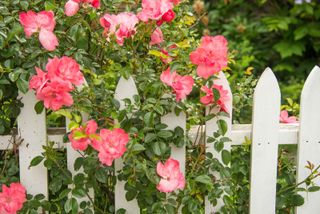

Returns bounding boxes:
[17,78,29,93]
[145,133,157,143]
[221,150,231,165]
[64,198,78,214]
[29,156,44,168]
[125,190,137,201]
[95,168,107,183]
[116,209,126,214]
[273,41,305,58]
[308,186,320,192]
[148,50,168,58]
[157,130,173,139]
[55,109,72,119]
[152,141,162,156]
[34,101,44,114]
[72,188,87,198]
[217,120,228,136]
[195,175,213,187]
[132,143,145,152]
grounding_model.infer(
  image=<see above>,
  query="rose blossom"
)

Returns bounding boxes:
[156,158,185,193]
[137,0,177,25]
[64,0,100,17]
[160,68,194,101]
[150,27,164,46]
[68,120,99,151]
[46,56,84,86]
[19,10,59,51]
[190,35,228,79]
[100,12,139,46]
[0,183,26,214]
[280,110,298,123]
[92,128,129,166]
[200,84,230,112]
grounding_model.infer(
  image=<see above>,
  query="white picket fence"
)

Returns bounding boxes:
[0,66,320,214]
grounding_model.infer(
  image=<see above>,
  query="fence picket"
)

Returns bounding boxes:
[17,91,48,197]
[161,111,186,174]
[205,72,232,213]
[114,76,139,213]
[296,66,320,214]
[249,68,280,214]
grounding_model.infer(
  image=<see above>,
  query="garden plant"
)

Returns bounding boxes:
[0,0,320,213]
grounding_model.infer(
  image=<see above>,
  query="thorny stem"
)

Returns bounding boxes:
[277,164,320,196]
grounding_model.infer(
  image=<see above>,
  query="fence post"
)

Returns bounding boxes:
[114,76,139,213]
[249,68,280,214]
[296,66,320,214]
[205,72,232,213]
[17,91,48,197]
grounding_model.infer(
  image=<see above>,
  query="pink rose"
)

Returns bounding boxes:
[137,0,173,22]
[160,68,194,101]
[65,0,80,17]
[68,120,99,151]
[64,0,100,16]
[19,10,59,51]
[200,84,230,112]
[190,35,228,79]
[280,110,298,123]
[29,67,48,90]
[36,79,74,111]
[93,128,129,166]
[100,12,139,46]
[156,158,185,193]
[150,27,164,46]
[0,183,26,214]
[46,56,84,86]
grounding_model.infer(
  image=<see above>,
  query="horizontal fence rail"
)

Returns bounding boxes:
[0,124,300,150]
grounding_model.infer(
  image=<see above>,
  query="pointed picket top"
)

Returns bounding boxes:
[115,76,139,109]
[205,71,233,214]
[296,66,320,214]
[161,111,186,174]
[249,68,280,214]
[114,75,140,213]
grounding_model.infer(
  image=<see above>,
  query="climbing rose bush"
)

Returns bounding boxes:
[1,0,259,213]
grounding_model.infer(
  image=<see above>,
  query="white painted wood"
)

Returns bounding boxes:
[114,76,139,213]
[296,66,320,214]
[249,68,280,214]
[17,91,48,197]
[161,112,186,174]
[205,72,233,214]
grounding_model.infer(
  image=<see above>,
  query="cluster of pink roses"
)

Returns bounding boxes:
[65,0,100,17]
[0,183,26,214]
[156,158,185,193]
[29,56,84,111]
[159,35,230,112]
[100,0,180,45]
[69,120,130,166]
[19,10,58,51]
